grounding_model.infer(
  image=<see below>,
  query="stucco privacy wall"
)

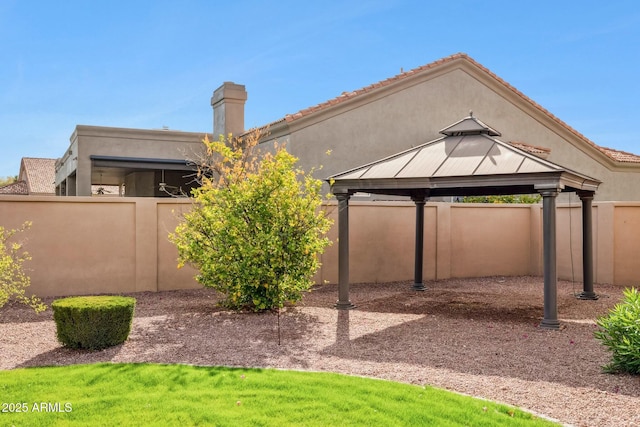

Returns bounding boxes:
[313,203,540,285]
[613,204,640,285]
[0,196,199,297]
[0,197,637,298]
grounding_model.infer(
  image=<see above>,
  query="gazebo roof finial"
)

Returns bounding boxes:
[439,113,501,136]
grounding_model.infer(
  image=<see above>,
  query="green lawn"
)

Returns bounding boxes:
[0,363,558,426]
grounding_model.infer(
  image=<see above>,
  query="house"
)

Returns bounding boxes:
[211,53,640,201]
[52,82,244,197]
[0,157,56,195]
[54,126,210,197]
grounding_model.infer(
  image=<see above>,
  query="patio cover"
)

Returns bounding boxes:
[327,114,601,329]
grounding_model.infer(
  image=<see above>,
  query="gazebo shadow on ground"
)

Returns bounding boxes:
[312,278,639,398]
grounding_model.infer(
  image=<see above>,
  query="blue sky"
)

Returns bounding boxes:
[1,0,639,177]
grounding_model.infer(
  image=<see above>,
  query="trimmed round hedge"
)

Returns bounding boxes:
[52,296,136,350]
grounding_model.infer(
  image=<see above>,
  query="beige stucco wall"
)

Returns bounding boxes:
[449,205,534,278]
[0,197,635,298]
[613,203,640,285]
[317,202,543,284]
[156,202,200,291]
[0,196,199,297]
[315,202,438,284]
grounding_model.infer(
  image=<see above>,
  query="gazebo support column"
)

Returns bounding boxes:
[335,193,355,310]
[540,189,561,330]
[577,192,598,300]
[411,195,427,291]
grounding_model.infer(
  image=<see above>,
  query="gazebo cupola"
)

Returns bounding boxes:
[438,111,501,136]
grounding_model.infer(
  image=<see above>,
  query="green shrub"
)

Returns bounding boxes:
[460,194,542,204]
[52,296,136,350]
[594,287,640,374]
[171,131,332,311]
[0,221,45,312]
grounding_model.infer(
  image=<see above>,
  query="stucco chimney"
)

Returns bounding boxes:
[211,82,248,138]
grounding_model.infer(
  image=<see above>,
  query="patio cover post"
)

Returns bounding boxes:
[577,192,598,300]
[540,189,561,330]
[335,193,355,309]
[411,194,427,291]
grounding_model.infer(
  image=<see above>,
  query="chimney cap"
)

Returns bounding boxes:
[211,82,248,106]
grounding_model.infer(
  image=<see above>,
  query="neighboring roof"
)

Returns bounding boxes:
[0,180,29,195]
[269,53,638,167]
[328,114,601,198]
[21,157,56,194]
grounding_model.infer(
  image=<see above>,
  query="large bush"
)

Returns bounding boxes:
[0,221,45,312]
[594,287,640,374]
[52,296,136,350]
[171,131,332,311]
[460,194,541,204]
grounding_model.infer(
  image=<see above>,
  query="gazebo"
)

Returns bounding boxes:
[327,114,601,330]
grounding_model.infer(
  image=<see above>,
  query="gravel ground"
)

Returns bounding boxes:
[1,276,638,427]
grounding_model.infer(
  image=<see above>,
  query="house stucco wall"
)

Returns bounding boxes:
[274,63,640,201]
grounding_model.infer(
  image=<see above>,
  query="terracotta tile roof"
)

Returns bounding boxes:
[508,141,551,158]
[0,180,29,195]
[598,146,640,163]
[284,54,467,123]
[272,53,639,166]
[21,157,56,194]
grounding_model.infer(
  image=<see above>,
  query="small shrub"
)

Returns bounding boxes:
[0,221,45,312]
[594,287,640,374]
[52,296,136,350]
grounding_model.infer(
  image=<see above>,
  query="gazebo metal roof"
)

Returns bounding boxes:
[327,114,601,329]
[329,113,600,198]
